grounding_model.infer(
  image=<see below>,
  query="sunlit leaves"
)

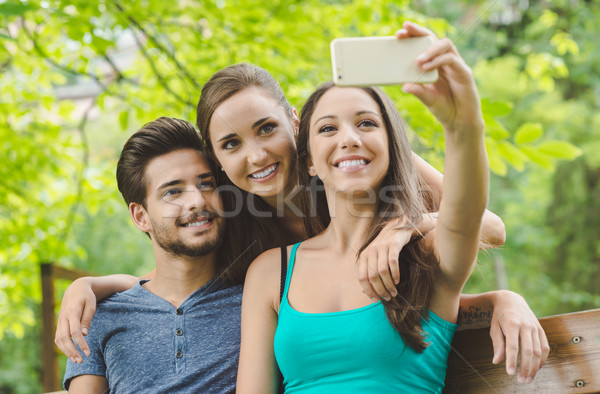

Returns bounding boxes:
[550,31,579,56]
[515,122,543,144]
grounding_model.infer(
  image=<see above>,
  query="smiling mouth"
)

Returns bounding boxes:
[182,219,211,227]
[249,163,279,180]
[334,159,370,169]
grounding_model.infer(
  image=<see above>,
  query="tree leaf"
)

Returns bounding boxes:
[0,3,34,16]
[497,141,527,171]
[481,98,513,117]
[119,110,129,131]
[520,146,555,170]
[0,33,15,41]
[537,140,582,160]
[514,123,543,145]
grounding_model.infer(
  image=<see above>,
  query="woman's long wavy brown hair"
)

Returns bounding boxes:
[297,82,439,351]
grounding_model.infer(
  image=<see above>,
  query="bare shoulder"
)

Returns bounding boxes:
[246,247,284,282]
[244,246,286,311]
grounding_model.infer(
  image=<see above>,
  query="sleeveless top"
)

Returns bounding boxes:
[274,242,458,393]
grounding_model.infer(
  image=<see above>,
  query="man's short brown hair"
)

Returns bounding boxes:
[116,117,209,208]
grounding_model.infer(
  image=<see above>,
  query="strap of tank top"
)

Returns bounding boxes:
[279,246,287,302]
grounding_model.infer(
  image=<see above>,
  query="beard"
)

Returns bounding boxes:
[151,212,225,258]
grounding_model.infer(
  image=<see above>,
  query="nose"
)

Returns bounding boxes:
[338,124,363,150]
[247,143,268,166]
[183,187,209,213]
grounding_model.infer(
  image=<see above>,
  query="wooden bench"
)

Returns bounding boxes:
[444,308,600,393]
[41,263,93,393]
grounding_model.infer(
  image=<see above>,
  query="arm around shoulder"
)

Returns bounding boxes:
[236,248,282,394]
[55,274,139,363]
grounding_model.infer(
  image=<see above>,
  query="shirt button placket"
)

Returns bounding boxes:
[174,308,185,373]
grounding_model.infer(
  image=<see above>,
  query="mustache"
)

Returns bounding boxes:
[175,210,221,226]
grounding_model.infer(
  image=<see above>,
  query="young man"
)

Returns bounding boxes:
[64,117,241,393]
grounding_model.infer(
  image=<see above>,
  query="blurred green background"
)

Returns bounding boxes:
[1,0,599,391]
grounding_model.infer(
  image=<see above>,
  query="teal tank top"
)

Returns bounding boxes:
[274,242,458,393]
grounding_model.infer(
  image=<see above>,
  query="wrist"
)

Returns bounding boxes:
[417,212,437,236]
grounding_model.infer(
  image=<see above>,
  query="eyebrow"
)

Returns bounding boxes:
[157,172,215,191]
[312,110,381,127]
[313,114,336,127]
[216,117,272,143]
[252,116,271,129]
[217,133,237,143]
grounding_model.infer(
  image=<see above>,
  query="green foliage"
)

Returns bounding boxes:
[1,0,598,391]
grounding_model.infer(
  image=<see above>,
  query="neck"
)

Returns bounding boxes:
[261,185,308,242]
[144,245,218,308]
[322,187,378,252]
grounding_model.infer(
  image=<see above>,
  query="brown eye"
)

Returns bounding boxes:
[318,125,336,134]
[222,139,241,150]
[259,123,276,135]
[358,119,377,128]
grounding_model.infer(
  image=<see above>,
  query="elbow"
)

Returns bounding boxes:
[482,214,506,248]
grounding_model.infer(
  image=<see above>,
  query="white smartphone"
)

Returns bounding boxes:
[331,35,438,86]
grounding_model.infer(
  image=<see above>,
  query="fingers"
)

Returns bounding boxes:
[522,322,549,383]
[81,301,96,337]
[387,246,401,285]
[70,302,95,359]
[490,323,506,365]
[396,21,436,38]
[523,329,542,383]
[357,249,395,301]
[54,300,96,364]
[418,37,458,60]
[502,321,520,376]
[377,249,397,300]
[517,328,534,383]
[357,252,377,301]
[55,314,83,364]
[402,83,436,108]
[366,249,392,301]
[538,324,550,369]
[69,321,90,362]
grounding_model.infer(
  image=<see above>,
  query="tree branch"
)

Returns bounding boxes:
[103,53,136,84]
[20,17,130,102]
[61,95,93,244]
[110,1,201,94]
[126,16,194,107]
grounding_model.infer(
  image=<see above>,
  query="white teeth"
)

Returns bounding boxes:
[183,220,210,227]
[337,159,367,168]
[250,164,277,179]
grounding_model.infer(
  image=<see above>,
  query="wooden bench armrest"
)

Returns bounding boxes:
[444,308,600,393]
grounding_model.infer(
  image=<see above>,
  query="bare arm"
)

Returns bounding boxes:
[55,274,141,363]
[68,374,108,393]
[397,22,489,322]
[458,291,550,383]
[236,248,281,394]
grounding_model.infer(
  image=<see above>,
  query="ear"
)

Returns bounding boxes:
[129,202,151,233]
[306,157,317,177]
